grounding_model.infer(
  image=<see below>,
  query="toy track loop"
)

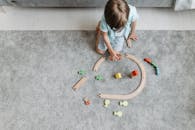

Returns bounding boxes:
[96,53,146,100]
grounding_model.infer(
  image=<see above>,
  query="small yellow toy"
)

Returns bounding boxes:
[114,73,122,79]
[119,101,128,107]
[103,99,110,107]
[113,111,123,117]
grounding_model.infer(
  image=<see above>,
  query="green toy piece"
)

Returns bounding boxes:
[113,111,123,117]
[95,75,103,80]
[78,70,86,76]
[144,57,159,76]
[151,63,158,68]
[119,101,128,107]
[104,99,110,107]
[155,67,160,76]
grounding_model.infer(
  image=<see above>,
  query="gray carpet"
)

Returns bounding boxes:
[0,31,194,130]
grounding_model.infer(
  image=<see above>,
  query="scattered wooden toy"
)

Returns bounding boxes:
[130,70,138,78]
[78,70,86,76]
[119,101,128,107]
[144,58,158,68]
[113,111,123,117]
[155,67,160,76]
[115,73,122,79]
[144,58,151,64]
[99,53,146,100]
[72,77,88,91]
[144,57,159,76]
[103,99,110,107]
[93,56,106,72]
[95,75,103,81]
[83,97,90,106]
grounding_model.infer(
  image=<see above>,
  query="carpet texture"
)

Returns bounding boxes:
[0,31,194,130]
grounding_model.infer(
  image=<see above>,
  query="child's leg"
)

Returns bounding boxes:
[95,21,106,55]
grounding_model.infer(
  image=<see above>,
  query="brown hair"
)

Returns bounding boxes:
[104,0,129,30]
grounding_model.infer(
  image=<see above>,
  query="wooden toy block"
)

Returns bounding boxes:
[103,99,110,107]
[144,57,159,75]
[113,111,123,117]
[151,63,158,68]
[83,97,90,106]
[115,73,122,79]
[144,58,158,68]
[78,70,86,76]
[130,70,138,78]
[144,58,152,63]
[119,101,128,107]
[95,75,103,80]
[155,67,160,76]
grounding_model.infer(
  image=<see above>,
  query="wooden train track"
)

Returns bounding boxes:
[98,53,146,100]
[92,56,106,72]
[72,53,146,100]
[72,77,88,91]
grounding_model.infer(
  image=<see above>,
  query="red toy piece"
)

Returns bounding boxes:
[144,58,152,63]
[84,100,90,105]
[83,97,90,106]
[130,70,138,78]
[144,57,159,75]
[132,70,138,76]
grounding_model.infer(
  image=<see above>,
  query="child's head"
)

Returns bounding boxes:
[104,0,129,30]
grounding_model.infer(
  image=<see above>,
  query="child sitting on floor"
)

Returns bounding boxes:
[96,0,138,61]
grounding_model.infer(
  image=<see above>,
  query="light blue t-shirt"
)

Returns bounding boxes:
[100,5,138,42]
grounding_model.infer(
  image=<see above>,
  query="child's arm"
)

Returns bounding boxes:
[101,31,120,60]
[128,21,138,41]
[126,21,138,48]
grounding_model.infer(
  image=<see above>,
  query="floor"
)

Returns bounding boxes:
[0,6,195,130]
[0,6,195,30]
[0,30,194,130]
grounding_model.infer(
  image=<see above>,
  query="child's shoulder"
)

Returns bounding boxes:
[128,4,138,16]
[128,4,137,12]
[128,4,138,21]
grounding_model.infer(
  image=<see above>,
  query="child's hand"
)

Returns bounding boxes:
[129,32,138,41]
[127,32,138,48]
[109,50,122,61]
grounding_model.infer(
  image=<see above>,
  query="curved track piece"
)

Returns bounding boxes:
[98,53,146,100]
[93,56,106,72]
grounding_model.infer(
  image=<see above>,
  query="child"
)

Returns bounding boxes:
[96,0,138,61]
